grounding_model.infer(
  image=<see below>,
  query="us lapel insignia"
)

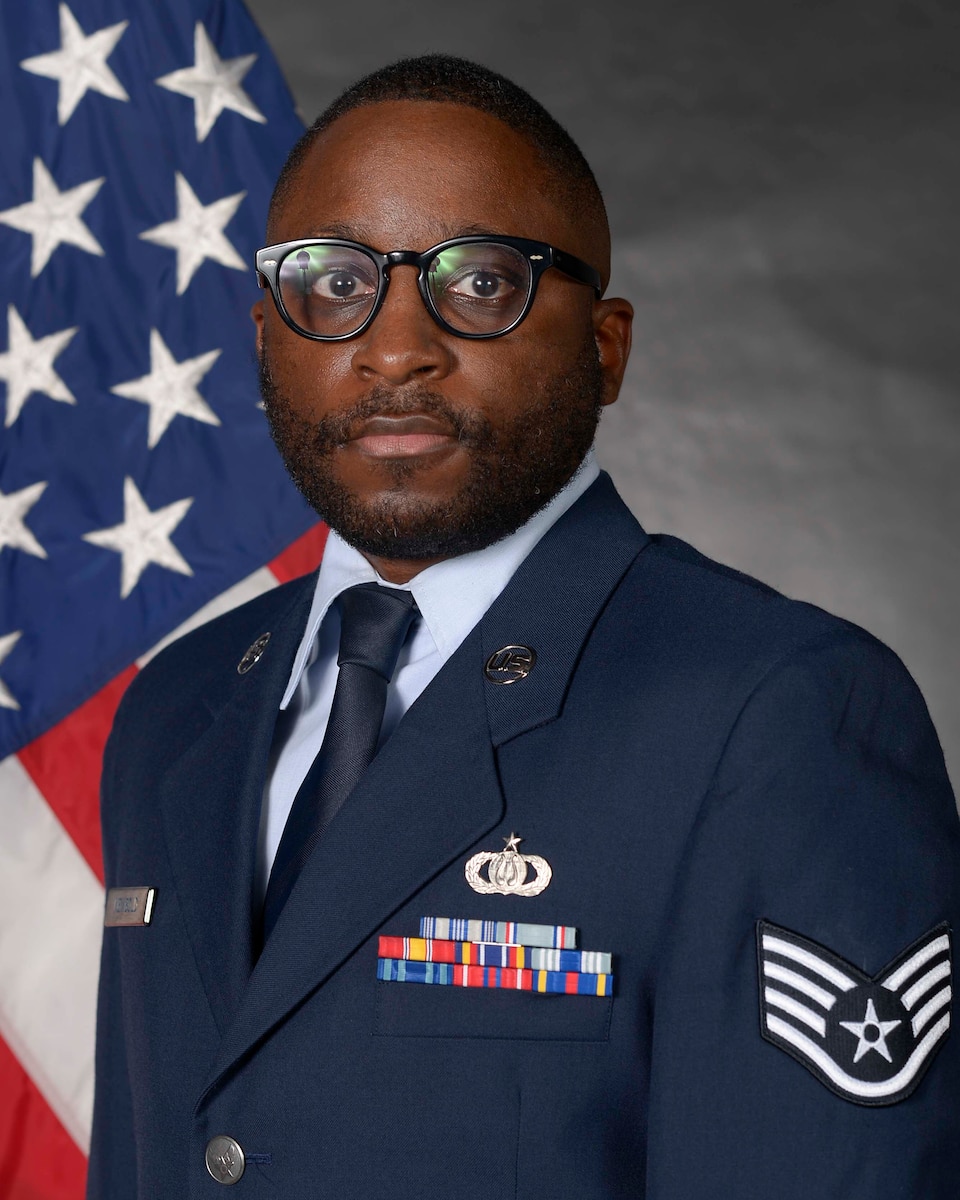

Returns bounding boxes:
[758,920,952,1106]
[465,832,552,896]
[237,632,271,674]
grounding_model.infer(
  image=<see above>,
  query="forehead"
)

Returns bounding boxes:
[273,100,578,252]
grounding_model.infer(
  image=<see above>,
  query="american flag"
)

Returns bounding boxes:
[0,2,325,1194]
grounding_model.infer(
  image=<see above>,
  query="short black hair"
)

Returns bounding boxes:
[268,54,608,262]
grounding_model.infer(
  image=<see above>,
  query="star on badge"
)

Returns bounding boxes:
[839,997,901,1064]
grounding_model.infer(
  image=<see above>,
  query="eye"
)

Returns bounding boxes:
[310,268,375,301]
[435,264,526,307]
[445,267,515,300]
[429,243,530,312]
[281,248,378,305]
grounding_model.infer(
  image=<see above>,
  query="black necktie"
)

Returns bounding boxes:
[261,583,418,943]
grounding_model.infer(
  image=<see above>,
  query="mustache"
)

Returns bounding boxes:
[258,354,494,452]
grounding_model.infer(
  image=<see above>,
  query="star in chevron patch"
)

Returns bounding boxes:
[757,920,952,1106]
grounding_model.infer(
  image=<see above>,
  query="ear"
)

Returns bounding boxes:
[592,296,633,407]
[250,297,265,358]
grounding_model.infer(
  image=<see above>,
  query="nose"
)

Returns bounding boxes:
[350,264,454,385]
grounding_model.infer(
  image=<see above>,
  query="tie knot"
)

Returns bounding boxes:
[336,583,418,681]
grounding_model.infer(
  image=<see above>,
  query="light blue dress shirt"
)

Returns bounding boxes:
[256,451,600,899]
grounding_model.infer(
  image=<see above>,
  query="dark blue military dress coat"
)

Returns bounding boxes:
[87,473,960,1198]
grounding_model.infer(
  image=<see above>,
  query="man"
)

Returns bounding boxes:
[88,56,960,1198]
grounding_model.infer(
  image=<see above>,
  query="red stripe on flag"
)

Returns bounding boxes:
[17,666,138,884]
[268,523,329,584]
[0,1035,87,1200]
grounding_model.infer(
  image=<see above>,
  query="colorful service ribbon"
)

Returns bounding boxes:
[377,958,613,996]
[379,935,611,975]
[418,917,577,949]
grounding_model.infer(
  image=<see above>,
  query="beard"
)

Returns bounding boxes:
[258,336,604,562]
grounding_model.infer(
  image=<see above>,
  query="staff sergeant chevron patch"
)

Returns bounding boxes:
[757,921,952,1106]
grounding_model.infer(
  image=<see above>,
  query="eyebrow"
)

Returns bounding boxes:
[298,221,506,246]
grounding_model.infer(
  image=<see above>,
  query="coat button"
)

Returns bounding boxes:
[205,1135,245,1184]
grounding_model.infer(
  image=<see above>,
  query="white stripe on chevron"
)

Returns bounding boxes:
[762,934,857,992]
[912,985,951,1038]
[763,961,837,1009]
[766,1011,950,1101]
[764,986,827,1037]
[882,933,950,992]
[0,755,103,1153]
[136,566,279,668]
[902,960,952,1011]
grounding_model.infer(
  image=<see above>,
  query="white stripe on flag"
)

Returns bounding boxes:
[136,565,279,667]
[0,755,103,1152]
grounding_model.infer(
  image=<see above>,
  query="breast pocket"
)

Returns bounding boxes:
[374,977,613,1041]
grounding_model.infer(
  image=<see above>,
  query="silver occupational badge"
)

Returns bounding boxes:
[465,833,552,896]
[758,920,952,1106]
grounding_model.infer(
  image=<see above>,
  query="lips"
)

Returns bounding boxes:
[347,413,460,459]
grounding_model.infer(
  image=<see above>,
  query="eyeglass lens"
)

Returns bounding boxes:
[276,242,533,337]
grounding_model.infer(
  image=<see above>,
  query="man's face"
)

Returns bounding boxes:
[254,101,632,576]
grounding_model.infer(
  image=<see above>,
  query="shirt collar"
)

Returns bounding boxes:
[279,450,600,708]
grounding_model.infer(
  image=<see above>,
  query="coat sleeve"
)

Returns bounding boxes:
[643,629,960,1198]
[85,708,137,1200]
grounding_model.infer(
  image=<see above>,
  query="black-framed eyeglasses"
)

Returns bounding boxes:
[255,235,602,341]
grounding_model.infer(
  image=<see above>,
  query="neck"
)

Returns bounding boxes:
[360,551,447,584]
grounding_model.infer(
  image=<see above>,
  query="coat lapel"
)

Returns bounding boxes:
[198,473,651,1101]
[479,473,650,747]
[198,634,504,1100]
[156,577,315,1033]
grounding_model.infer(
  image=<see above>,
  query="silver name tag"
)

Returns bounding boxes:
[104,887,156,927]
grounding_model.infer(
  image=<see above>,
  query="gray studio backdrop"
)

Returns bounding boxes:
[245,0,959,786]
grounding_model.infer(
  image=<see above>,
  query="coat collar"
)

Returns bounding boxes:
[166,473,649,1105]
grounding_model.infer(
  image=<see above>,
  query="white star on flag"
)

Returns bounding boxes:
[840,997,902,1064]
[155,22,266,142]
[20,2,129,125]
[139,172,246,295]
[111,329,222,448]
[0,630,23,711]
[83,477,194,599]
[0,481,49,559]
[0,305,78,428]
[0,158,104,277]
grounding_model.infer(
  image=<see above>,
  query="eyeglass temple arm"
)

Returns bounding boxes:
[551,249,603,297]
